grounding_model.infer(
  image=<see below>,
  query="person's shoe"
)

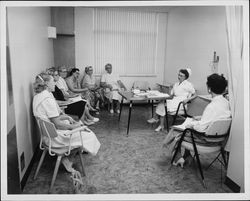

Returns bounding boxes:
[155,125,164,132]
[147,118,159,124]
[110,109,114,114]
[172,157,185,168]
[92,117,99,122]
[116,109,120,114]
[62,157,75,172]
[83,120,95,126]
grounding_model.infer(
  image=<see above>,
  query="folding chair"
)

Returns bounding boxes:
[171,118,232,188]
[33,117,88,193]
[171,95,211,126]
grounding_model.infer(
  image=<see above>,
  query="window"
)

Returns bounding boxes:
[93,8,159,76]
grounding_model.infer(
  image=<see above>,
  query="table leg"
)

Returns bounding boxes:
[165,100,169,131]
[127,100,133,136]
[119,98,123,121]
[151,100,154,118]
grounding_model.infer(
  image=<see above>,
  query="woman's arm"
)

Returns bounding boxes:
[50,115,82,130]
[66,78,88,93]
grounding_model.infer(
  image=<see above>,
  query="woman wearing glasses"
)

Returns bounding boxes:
[81,66,104,111]
[148,68,196,132]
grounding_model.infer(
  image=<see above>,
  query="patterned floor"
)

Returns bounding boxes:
[23,104,233,195]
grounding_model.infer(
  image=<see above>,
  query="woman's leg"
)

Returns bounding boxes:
[64,101,86,119]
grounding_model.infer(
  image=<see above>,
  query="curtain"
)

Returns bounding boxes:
[225,6,243,151]
[93,8,159,76]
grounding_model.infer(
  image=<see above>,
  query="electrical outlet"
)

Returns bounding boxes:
[20,152,25,172]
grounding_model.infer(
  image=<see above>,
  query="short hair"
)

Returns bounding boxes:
[179,69,189,79]
[85,66,92,73]
[69,68,80,76]
[105,63,112,70]
[33,72,52,94]
[46,67,56,75]
[58,65,67,72]
[206,73,227,94]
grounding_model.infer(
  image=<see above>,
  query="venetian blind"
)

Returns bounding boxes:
[93,8,159,76]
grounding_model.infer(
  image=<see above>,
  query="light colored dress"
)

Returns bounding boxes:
[33,90,101,156]
[156,80,195,116]
[56,76,69,94]
[163,95,231,158]
[81,74,104,106]
[101,72,122,102]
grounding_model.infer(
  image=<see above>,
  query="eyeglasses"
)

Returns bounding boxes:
[60,70,67,73]
[53,74,59,76]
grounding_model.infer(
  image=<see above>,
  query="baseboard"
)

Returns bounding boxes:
[20,145,40,190]
[224,176,241,193]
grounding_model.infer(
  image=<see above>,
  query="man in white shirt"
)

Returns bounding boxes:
[100,63,127,114]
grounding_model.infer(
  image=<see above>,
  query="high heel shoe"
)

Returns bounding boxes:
[172,157,185,168]
[155,126,164,132]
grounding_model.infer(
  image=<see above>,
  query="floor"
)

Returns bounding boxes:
[22,104,233,194]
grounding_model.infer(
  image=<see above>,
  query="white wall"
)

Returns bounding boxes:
[75,7,167,90]
[7,7,54,180]
[165,6,228,94]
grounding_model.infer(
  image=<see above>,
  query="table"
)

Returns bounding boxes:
[118,91,170,136]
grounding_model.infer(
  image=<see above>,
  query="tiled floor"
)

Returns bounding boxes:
[23,104,233,194]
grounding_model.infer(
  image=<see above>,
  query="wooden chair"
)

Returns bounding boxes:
[171,95,211,126]
[171,118,232,188]
[33,117,88,193]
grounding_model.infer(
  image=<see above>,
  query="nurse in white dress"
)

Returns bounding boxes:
[148,68,196,132]
[100,63,127,114]
[33,73,101,172]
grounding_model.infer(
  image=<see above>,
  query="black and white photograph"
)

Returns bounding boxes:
[1,0,249,200]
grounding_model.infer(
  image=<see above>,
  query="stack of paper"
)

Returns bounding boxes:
[146,90,169,98]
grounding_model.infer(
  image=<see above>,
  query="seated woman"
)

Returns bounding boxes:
[49,68,99,125]
[81,66,104,111]
[32,72,101,172]
[163,73,231,167]
[56,66,79,99]
[100,63,127,114]
[148,68,196,132]
[66,68,97,113]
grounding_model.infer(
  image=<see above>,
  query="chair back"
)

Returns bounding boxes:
[186,96,210,117]
[132,81,150,91]
[205,118,232,136]
[36,117,58,139]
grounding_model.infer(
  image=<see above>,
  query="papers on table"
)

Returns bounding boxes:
[146,90,170,98]
[133,90,169,99]
[172,117,194,131]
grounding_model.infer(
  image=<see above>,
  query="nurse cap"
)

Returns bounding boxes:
[186,68,192,77]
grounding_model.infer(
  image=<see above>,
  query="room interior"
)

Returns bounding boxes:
[1,1,249,200]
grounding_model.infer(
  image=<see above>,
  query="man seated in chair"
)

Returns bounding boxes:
[100,63,127,114]
[162,73,231,168]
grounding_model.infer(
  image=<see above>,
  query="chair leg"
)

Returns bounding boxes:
[220,148,228,168]
[171,130,186,164]
[205,153,221,170]
[34,149,47,180]
[49,155,62,193]
[78,149,86,177]
[191,134,206,188]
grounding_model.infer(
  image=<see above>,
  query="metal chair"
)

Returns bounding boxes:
[171,118,232,188]
[171,96,211,126]
[33,117,88,193]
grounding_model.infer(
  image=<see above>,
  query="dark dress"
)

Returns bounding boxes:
[52,86,86,119]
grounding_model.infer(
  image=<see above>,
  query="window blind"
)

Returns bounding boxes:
[93,8,159,76]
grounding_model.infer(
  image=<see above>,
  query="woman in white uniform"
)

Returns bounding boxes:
[148,68,196,132]
[100,63,127,114]
[33,72,101,172]
[163,73,231,167]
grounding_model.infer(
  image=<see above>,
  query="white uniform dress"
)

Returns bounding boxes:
[163,95,231,157]
[101,72,122,102]
[33,90,100,156]
[156,80,195,116]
